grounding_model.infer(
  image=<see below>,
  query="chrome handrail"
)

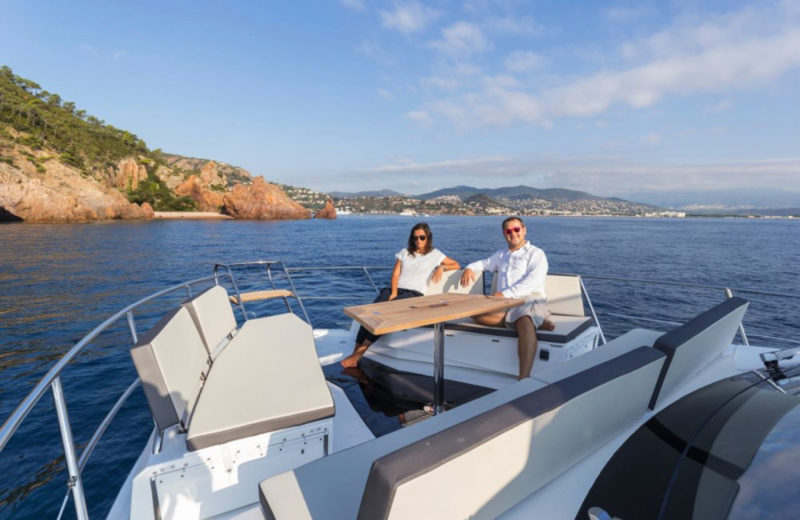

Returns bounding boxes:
[0,273,231,519]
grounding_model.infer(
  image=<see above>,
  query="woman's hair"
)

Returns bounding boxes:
[407,222,433,255]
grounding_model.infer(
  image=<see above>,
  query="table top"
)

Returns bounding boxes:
[344,293,524,335]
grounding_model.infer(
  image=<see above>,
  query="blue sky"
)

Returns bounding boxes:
[2,0,800,198]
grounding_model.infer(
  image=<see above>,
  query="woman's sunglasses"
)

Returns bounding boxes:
[504,226,522,235]
[413,235,428,241]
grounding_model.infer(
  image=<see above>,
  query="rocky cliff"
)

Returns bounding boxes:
[314,199,337,219]
[0,132,149,222]
[222,177,311,220]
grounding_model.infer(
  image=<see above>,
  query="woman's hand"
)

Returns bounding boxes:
[389,291,398,300]
[431,264,445,283]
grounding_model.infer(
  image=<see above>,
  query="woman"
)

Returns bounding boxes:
[340,223,460,368]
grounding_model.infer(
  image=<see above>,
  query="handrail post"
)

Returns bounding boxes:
[280,262,312,326]
[52,376,89,520]
[725,288,750,346]
[362,267,380,295]
[126,311,138,344]
[266,265,293,314]
[579,276,607,345]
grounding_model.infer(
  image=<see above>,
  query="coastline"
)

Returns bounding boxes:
[153,211,233,220]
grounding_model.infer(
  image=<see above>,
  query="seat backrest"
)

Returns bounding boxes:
[489,273,585,317]
[129,307,211,431]
[426,269,484,295]
[356,346,666,520]
[183,285,238,356]
[545,275,584,317]
[649,297,749,410]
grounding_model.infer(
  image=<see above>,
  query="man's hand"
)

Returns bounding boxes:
[431,264,444,283]
[460,268,476,287]
[491,291,504,298]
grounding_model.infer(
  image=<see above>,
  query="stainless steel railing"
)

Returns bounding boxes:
[0,273,232,520]
[2,261,798,519]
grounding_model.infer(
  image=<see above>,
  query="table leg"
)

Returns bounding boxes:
[433,322,445,414]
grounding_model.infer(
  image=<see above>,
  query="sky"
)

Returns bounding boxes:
[2,0,800,200]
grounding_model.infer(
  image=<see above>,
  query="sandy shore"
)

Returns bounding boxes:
[153,211,233,220]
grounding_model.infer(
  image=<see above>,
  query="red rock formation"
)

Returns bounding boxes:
[314,199,337,219]
[114,158,148,190]
[222,177,311,220]
[140,202,155,218]
[175,175,224,212]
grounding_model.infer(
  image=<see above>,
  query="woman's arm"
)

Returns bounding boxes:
[441,256,460,271]
[389,259,402,299]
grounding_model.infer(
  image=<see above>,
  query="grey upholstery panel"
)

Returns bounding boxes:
[183,285,237,355]
[545,275,585,317]
[130,307,210,430]
[259,377,550,520]
[186,313,334,451]
[649,297,749,410]
[358,347,666,520]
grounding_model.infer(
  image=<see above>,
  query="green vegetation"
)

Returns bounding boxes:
[0,66,149,172]
[128,170,197,211]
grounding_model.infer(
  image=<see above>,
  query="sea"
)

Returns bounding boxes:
[0,215,798,518]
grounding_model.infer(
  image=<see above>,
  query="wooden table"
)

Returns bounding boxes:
[344,293,523,413]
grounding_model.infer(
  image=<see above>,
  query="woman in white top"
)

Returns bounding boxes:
[341,223,460,368]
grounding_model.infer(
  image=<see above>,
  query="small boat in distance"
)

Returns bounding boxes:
[1,261,799,520]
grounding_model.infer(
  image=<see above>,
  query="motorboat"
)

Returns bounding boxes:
[1,260,799,520]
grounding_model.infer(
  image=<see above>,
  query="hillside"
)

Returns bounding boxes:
[0,67,315,222]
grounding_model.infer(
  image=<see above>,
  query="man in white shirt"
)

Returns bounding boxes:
[460,217,554,379]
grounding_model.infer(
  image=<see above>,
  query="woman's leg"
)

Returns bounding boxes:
[341,288,393,367]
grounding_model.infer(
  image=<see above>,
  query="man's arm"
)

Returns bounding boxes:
[500,250,548,299]
[460,250,502,286]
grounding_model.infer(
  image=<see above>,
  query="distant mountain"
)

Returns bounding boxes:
[330,189,405,198]
[626,189,800,210]
[416,185,606,202]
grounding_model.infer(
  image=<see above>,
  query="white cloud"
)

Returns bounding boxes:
[504,51,547,73]
[604,5,656,22]
[377,88,394,100]
[80,44,99,57]
[380,2,438,33]
[430,22,489,57]
[340,0,365,10]
[640,133,662,145]
[425,23,800,128]
[368,155,509,173]
[355,40,394,65]
[404,110,433,127]
[421,75,461,90]
[113,50,126,61]
[707,98,733,112]
[485,16,545,37]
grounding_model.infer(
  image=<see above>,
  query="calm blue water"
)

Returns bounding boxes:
[0,216,798,518]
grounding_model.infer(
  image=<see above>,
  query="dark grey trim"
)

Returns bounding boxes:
[440,316,593,343]
[129,308,183,432]
[357,346,665,520]
[150,476,162,520]
[648,297,748,410]
[186,406,336,451]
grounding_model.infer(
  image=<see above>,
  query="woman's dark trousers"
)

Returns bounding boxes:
[355,287,422,345]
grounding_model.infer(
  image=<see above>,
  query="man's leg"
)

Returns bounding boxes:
[514,315,537,379]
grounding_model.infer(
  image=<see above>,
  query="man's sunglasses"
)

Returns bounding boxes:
[504,226,522,235]
[413,235,428,241]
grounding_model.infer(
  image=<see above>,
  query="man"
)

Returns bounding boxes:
[460,217,554,379]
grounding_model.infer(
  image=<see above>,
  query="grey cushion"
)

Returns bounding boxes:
[259,377,550,519]
[186,313,335,451]
[183,285,238,356]
[130,307,210,431]
[442,314,593,343]
[357,347,666,520]
[649,297,749,410]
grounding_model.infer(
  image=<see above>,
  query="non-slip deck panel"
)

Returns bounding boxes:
[357,347,666,520]
[648,297,749,410]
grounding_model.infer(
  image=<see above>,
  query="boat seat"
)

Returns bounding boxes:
[441,314,593,344]
[130,307,211,431]
[183,285,238,358]
[425,269,484,295]
[186,313,335,451]
[258,345,666,519]
[648,297,749,410]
